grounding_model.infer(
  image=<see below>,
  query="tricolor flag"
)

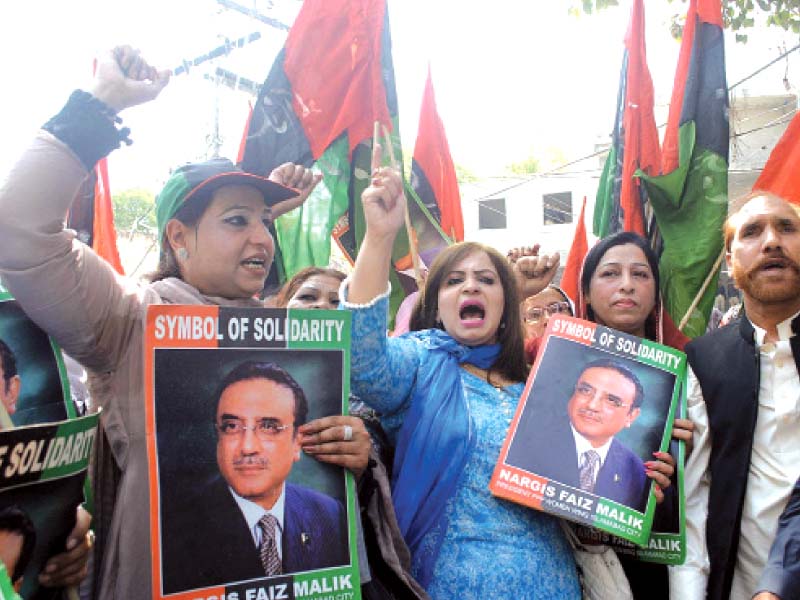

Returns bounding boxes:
[409,66,463,262]
[241,0,407,286]
[639,0,729,338]
[593,0,660,239]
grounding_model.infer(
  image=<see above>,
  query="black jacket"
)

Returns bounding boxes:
[686,313,800,600]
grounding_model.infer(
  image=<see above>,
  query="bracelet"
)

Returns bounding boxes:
[42,90,133,170]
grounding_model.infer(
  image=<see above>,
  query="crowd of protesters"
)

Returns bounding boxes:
[0,46,799,600]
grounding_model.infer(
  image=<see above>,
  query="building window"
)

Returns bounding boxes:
[543,192,573,225]
[478,198,507,229]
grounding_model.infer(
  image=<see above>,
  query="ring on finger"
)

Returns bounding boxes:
[343,425,353,442]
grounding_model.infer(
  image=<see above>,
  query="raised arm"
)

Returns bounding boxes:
[341,151,422,437]
[0,47,169,371]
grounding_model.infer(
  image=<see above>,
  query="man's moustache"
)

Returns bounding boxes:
[748,253,800,277]
[577,409,602,422]
[233,456,269,467]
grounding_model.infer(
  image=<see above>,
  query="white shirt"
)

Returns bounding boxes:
[571,425,614,487]
[229,484,287,559]
[669,313,800,600]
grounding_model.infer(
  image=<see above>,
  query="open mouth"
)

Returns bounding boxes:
[459,300,486,325]
[241,257,267,271]
[759,258,791,273]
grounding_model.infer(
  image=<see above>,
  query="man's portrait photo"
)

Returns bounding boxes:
[156,351,350,594]
[0,339,21,422]
[0,299,69,427]
[505,339,676,514]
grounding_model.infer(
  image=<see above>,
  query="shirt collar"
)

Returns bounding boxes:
[570,424,613,466]
[229,483,286,538]
[750,307,800,345]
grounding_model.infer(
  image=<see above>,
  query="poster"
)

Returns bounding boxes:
[490,315,685,546]
[145,305,360,600]
[576,387,687,565]
[0,292,75,429]
[0,413,99,599]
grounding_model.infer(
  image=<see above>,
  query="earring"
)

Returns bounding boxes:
[435,319,443,329]
[176,248,189,262]
[499,321,506,330]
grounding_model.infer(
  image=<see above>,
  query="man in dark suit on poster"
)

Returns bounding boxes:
[161,361,348,594]
[506,358,650,512]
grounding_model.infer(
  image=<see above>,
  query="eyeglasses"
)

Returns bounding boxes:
[524,301,571,323]
[217,418,290,439]
[573,382,631,410]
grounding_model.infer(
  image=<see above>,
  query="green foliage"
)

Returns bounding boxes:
[579,0,800,41]
[112,188,157,237]
[455,163,478,183]
[507,155,541,175]
[570,0,619,16]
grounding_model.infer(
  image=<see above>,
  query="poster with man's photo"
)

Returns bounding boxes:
[0,291,76,429]
[576,388,687,565]
[490,315,685,547]
[0,413,99,599]
[145,305,360,600]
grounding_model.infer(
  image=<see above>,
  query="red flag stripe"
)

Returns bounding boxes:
[753,111,800,206]
[561,197,588,304]
[284,0,391,159]
[93,158,124,275]
[413,67,464,242]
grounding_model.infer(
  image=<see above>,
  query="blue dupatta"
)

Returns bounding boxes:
[391,328,500,587]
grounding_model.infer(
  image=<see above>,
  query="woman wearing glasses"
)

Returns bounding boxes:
[522,285,574,363]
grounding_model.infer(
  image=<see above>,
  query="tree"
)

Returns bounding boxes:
[112,188,157,239]
[507,155,541,175]
[577,0,800,38]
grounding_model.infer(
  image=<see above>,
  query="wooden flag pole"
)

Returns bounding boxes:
[678,246,726,331]
[380,123,423,287]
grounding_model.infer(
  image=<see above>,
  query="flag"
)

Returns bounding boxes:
[753,110,800,205]
[242,0,398,279]
[561,197,588,303]
[92,158,124,275]
[236,101,253,164]
[409,66,463,263]
[593,0,661,239]
[639,0,729,338]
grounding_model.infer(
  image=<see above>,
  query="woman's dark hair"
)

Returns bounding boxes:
[580,231,660,339]
[273,267,346,308]
[409,242,527,383]
[146,190,215,283]
[0,505,36,583]
[0,338,17,387]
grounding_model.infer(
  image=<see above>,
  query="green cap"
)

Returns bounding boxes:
[155,158,298,240]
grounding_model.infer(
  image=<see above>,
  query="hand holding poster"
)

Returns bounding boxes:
[145,305,360,600]
[490,315,685,546]
[0,413,99,599]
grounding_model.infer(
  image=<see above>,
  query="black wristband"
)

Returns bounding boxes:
[42,90,132,170]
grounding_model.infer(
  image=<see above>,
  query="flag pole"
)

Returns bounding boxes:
[380,123,424,287]
[678,246,726,331]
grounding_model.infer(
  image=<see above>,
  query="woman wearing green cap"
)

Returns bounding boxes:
[0,46,371,599]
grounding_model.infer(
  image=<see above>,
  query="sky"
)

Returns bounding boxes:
[0,0,797,194]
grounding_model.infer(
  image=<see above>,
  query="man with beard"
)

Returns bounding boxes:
[670,193,800,600]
